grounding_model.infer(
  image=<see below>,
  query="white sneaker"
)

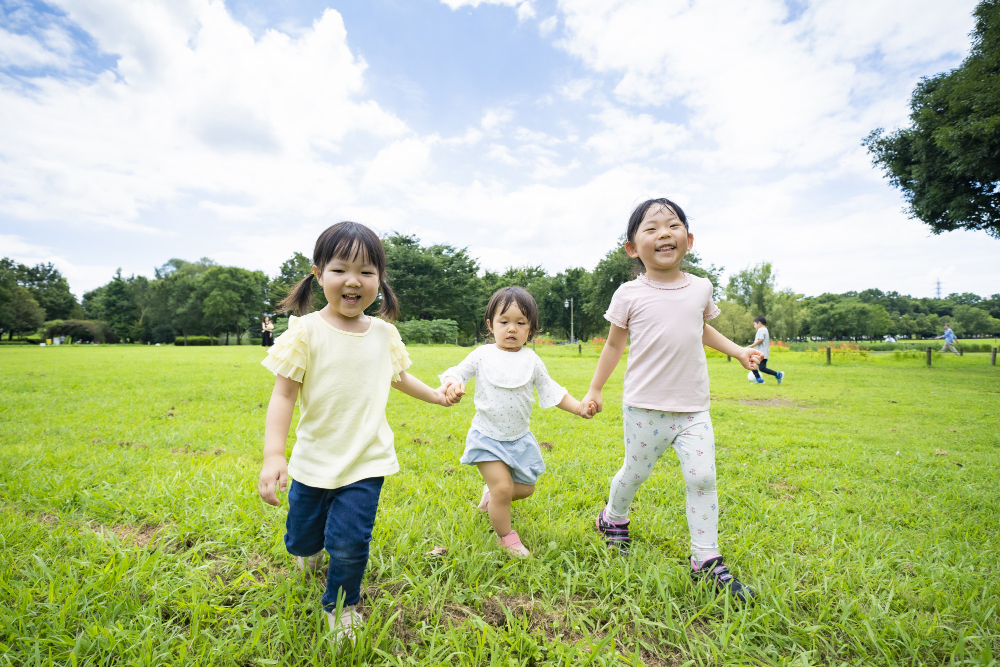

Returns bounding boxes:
[326,605,363,644]
[296,551,323,574]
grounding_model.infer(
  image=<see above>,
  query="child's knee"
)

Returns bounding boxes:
[490,478,515,501]
[689,470,716,494]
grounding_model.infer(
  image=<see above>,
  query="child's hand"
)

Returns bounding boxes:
[582,389,603,415]
[445,382,466,405]
[258,455,288,507]
[576,399,598,419]
[735,348,763,370]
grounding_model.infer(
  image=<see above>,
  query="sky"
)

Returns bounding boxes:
[1,0,995,300]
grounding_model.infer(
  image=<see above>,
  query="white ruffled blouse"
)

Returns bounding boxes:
[441,344,566,441]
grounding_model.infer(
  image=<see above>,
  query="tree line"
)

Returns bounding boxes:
[1,237,998,345]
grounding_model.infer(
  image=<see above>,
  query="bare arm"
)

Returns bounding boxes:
[581,324,629,414]
[258,374,299,506]
[392,370,454,406]
[556,392,595,418]
[703,324,762,370]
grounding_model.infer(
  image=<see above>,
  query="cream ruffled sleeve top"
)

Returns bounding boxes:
[440,345,566,441]
[261,313,411,489]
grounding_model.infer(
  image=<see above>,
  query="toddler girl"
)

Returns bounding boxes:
[258,221,455,643]
[440,287,594,556]
[582,199,761,602]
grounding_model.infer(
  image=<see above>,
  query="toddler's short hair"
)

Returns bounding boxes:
[484,286,539,340]
[753,316,767,325]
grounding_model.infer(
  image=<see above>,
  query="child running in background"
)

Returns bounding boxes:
[440,287,595,557]
[258,222,457,644]
[583,198,762,602]
[749,316,784,384]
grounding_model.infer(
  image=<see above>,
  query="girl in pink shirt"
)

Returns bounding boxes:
[582,198,762,603]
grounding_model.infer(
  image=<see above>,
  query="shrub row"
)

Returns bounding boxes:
[44,319,116,344]
[174,336,215,346]
[396,319,459,345]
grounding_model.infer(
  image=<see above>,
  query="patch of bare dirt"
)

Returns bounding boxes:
[87,520,165,548]
[738,397,800,408]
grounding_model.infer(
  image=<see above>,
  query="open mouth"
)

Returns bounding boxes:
[342,294,361,305]
[655,244,676,253]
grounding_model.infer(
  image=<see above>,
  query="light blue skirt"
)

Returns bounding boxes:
[460,429,546,485]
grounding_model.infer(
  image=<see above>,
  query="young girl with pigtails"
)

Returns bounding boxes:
[258,221,457,645]
[583,198,762,603]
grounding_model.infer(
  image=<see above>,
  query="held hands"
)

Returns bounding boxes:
[440,377,466,406]
[735,347,764,370]
[576,398,598,419]
[582,389,603,415]
[258,454,288,506]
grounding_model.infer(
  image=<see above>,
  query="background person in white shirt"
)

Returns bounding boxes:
[749,316,783,385]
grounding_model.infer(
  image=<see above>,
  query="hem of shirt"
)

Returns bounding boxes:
[604,313,628,329]
[468,426,531,444]
[622,400,711,414]
[704,305,721,320]
[288,461,400,490]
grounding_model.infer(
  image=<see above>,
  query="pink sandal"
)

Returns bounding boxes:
[477,484,490,512]
[497,530,530,557]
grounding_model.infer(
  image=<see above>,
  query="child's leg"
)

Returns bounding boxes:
[285,480,333,561]
[477,461,533,536]
[672,413,719,561]
[757,359,779,377]
[605,406,673,521]
[320,476,385,612]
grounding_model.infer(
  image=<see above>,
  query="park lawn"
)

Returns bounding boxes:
[0,344,997,667]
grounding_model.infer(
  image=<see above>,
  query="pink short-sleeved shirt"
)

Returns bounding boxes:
[605,272,720,413]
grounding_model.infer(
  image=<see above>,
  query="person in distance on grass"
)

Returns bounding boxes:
[933,322,960,355]
[440,287,596,557]
[258,221,458,646]
[582,198,762,603]
[748,316,784,385]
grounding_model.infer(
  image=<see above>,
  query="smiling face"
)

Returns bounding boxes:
[625,203,693,277]
[313,251,380,321]
[488,302,532,352]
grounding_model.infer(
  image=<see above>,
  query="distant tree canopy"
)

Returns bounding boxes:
[865,0,1000,238]
[2,237,997,344]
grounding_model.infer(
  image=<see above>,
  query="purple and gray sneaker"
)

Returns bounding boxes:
[595,508,630,553]
[690,555,756,603]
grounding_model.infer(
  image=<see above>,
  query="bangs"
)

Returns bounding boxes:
[314,221,386,273]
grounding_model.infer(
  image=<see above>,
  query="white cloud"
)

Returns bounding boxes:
[585,107,687,163]
[538,16,558,37]
[0,2,408,231]
[481,107,514,131]
[362,137,436,191]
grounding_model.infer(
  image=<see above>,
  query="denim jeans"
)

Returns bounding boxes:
[751,358,780,379]
[284,476,384,611]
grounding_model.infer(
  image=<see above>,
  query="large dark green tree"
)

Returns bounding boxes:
[381,234,481,336]
[15,262,80,320]
[865,0,1000,238]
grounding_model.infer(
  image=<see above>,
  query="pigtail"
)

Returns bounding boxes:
[277,274,316,316]
[376,275,400,322]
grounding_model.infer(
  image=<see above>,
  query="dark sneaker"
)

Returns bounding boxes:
[595,508,630,553]
[690,555,756,603]
[776,371,784,385]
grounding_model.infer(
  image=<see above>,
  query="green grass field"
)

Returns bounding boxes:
[1,344,998,666]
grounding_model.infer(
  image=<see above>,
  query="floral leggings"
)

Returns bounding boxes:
[605,406,719,560]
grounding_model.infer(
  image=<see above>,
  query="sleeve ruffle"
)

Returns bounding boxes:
[604,312,629,329]
[261,316,308,382]
[534,358,567,409]
[388,325,412,382]
[704,304,721,321]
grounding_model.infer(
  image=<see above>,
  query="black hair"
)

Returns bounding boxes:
[484,286,539,340]
[754,316,767,325]
[278,221,399,321]
[625,198,688,271]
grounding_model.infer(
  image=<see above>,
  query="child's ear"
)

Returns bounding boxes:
[624,241,640,258]
[687,232,694,251]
